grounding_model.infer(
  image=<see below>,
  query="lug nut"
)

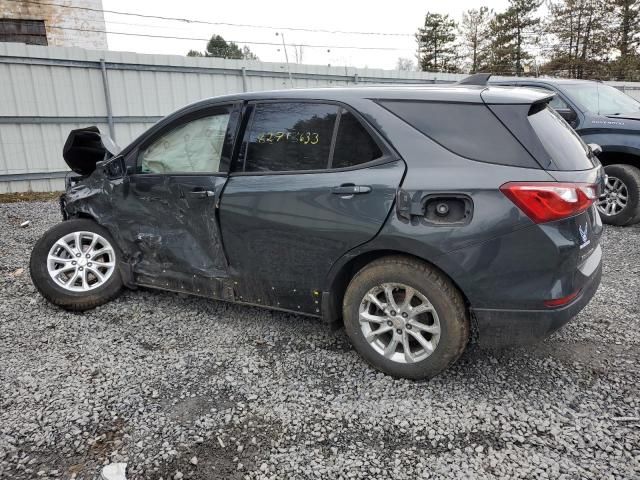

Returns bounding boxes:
[390,310,396,316]
[79,267,83,271]
[75,253,81,257]
[86,253,90,258]
[387,320,393,326]
[406,324,412,330]
[396,329,402,334]
[72,261,77,265]
[87,262,92,267]
[402,312,408,318]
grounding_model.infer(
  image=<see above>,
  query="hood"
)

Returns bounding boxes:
[582,113,640,132]
[62,126,121,175]
[605,112,640,121]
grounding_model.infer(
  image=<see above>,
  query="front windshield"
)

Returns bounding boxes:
[563,83,640,115]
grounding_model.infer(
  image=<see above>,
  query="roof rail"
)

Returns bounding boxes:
[456,73,492,86]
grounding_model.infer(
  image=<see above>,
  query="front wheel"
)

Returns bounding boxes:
[343,256,469,380]
[597,164,640,226]
[30,219,123,311]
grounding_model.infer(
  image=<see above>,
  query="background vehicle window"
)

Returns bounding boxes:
[244,103,338,172]
[563,83,640,115]
[139,112,230,174]
[379,100,536,167]
[522,86,570,110]
[331,110,383,168]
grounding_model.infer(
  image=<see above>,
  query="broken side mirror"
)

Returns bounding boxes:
[101,156,126,179]
[556,108,578,127]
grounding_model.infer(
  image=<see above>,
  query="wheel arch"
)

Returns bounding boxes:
[321,249,470,325]
[596,147,640,167]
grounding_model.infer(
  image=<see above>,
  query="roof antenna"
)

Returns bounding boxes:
[456,73,492,86]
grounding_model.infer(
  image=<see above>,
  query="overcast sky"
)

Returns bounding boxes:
[103,0,510,70]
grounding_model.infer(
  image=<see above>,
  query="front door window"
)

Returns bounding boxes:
[139,112,231,174]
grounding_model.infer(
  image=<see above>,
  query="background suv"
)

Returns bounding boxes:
[493,78,640,226]
[31,85,603,379]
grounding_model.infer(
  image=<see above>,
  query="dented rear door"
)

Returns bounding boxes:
[218,101,405,314]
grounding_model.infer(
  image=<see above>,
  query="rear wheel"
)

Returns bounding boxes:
[343,256,469,380]
[597,164,640,226]
[30,219,123,311]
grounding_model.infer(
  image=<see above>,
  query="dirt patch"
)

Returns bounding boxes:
[0,192,62,203]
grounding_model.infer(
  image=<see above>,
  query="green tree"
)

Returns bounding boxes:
[186,35,259,60]
[205,34,243,59]
[542,0,613,79]
[611,0,640,79]
[416,13,459,72]
[487,0,541,75]
[459,7,493,73]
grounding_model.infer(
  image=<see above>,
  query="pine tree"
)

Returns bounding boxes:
[612,0,640,79]
[416,13,459,73]
[487,0,541,75]
[459,7,493,73]
[186,35,259,60]
[542,0,613,79]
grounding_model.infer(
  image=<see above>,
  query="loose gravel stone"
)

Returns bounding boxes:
[0,200,639,479]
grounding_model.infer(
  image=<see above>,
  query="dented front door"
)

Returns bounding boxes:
[116,104,239,295]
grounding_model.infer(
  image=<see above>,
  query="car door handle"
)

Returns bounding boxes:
[188,190,215,198]
[331,185,372,195]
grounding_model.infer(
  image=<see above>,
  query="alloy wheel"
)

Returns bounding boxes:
[597,176,628,216]
[47,231,116,292]
[359,283,441,364]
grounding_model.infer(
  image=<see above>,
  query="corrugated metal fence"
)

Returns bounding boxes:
[2,42,640,193]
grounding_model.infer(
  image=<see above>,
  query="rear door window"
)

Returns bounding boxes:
[527,104,594,170]
[378,100,538,168]
[243,103,338,172]
[331,110,383,168]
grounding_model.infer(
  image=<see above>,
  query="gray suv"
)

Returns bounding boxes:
[30,84,604,379]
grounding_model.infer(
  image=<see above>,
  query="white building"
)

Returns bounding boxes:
[0,0,108,50]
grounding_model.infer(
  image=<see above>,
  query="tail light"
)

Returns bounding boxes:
[500,182,597,223]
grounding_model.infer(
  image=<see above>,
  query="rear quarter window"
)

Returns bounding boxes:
[378,100,539,168]
[527,105,594,171]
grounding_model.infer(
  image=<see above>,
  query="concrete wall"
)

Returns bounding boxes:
[1,42,640,193]
[0,0,108,50]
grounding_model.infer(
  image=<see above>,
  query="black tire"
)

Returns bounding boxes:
[343,256,469,380]
[600,164,640,226]
[30,219,123,311]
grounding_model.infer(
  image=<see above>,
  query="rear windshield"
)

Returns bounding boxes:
[528,105,594,170]
[378,100,539,168]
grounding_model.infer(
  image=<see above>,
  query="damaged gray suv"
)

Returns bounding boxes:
[30,80,604,379]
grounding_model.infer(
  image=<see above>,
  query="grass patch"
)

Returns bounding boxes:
[0,192,62,203]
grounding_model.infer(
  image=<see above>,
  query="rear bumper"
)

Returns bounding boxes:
[471,261,602,348]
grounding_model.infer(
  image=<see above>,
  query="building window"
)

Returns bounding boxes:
[0,19,48,46]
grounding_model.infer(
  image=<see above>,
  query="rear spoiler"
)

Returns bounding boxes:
[456,73,492,86]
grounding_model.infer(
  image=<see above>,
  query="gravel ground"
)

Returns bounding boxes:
[0,201,639,480]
